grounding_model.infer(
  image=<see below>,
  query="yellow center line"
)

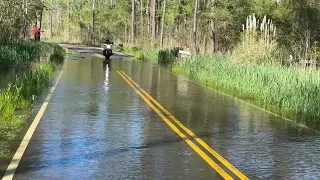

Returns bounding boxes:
[90,53,247,179]
[119,70,249,180]
[117,70,233,180]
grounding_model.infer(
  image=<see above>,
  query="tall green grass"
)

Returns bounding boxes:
[231,15,280,65]
[173,54,320,129]
[113,45,124,52]
[158,47,180,64]
[0,46,65,157]
[0,41,54,66]
[123,46,181,64]
[123,46,159,61]
[49,45,66,63]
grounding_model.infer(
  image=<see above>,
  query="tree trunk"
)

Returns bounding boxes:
[203,33,207,52]
[67,0,70,40]
[209,0,216,53]
[36,8,43,41]
[36,11,43,30]
[210,21,216,54]
[146,0,150,36]
[140,0,143,40]
[110,0,114,7]
[131,0,135,44]
[160,0,166,49]
[25,0,28,36]
[191,0,198,54]
[125,20,128,43]
[23,0,28,39]
[151,0,157,45]
[92,0,95,44]
[50,0,53,39]
[156,17,159,39]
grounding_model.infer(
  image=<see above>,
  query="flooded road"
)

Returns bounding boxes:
[2,45,320,179]
[0,68,28,89]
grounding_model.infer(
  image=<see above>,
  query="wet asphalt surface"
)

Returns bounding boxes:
[2,44,320,179]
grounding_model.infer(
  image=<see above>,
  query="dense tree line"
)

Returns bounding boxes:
[0,0,44,41]
[1,0,319,59]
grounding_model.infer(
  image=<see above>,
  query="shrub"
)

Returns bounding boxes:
[232,15,281,65]
[158,47,181,64]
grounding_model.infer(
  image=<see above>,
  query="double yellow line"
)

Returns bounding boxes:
[117,70,249,180]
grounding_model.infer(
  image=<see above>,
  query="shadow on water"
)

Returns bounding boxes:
[10,130,219,176]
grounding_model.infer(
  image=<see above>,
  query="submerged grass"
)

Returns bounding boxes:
[123,46,181,64]
[49,45,66,63]
[0,44,65,157]
[173,54,320,129]
[0,41,54,66]
[123,46,159,62]
[158,47,180,64]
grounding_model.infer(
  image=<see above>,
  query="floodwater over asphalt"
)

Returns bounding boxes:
[0,68,28,89]
[3,46,320,179]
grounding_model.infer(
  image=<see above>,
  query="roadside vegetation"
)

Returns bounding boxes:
[173,54,320,129]
[122,46,159,62]
[158,48,180,64]
[173,14,320,129]
[0,43,65,157]
[119,46,179,63]
[0,0,67,157]
[0,41,54,66]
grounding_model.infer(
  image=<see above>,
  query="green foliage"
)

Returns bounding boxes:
[232,15,280,65]
[0,66,52,157]
[123,46,143,58]
[113,45,124,52]
[49,45,66,63]
[158,47,180,64]
[200,0,254,51]
[174,54,320,129]
[308,41,320,60]
[0,0,44,41]
[2,0,320,59]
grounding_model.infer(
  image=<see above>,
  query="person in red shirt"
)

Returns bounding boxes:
[32,25,39,41]
[32,26,44,41]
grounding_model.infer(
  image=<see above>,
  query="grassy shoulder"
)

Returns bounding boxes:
[171,16,320,130]
[172,54,320,130]
[0,42,65,157]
